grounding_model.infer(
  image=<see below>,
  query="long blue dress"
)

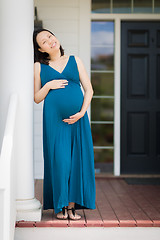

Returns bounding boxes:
[40,55,96,214]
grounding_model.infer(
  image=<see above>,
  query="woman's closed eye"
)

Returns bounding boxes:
[43,35,52,44]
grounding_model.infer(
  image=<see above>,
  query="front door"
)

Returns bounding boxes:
[121,21,160,174]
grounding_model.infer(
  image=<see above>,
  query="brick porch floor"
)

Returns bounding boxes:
[15,178,160,228]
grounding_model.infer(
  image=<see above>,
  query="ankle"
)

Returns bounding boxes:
[68,205,75,209]
[68,202,75,208]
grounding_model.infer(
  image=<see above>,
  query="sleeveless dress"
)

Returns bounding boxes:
[40,55,96,214]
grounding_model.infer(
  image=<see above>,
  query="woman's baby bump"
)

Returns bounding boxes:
[45,81,84,119]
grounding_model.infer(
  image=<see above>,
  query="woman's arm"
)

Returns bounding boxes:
[75,56,94,116]
[34,62,50,104]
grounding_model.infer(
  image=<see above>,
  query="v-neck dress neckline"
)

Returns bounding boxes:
[48,55,71,75]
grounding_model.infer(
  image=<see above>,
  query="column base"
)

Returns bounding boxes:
[16,198,42,221]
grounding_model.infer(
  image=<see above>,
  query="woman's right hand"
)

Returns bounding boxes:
[47,79,68,90]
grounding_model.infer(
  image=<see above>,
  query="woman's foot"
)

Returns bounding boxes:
[56,206,68,220]
[67,207,82,220]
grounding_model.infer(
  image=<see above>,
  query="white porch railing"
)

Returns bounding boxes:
[0,93,18,240]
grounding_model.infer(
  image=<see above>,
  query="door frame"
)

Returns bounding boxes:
[91,13,160,176]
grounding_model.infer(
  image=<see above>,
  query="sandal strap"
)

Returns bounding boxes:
[67,207,75,216]
[62,206,68,215]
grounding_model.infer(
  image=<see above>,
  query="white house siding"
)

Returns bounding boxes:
[33,0,91,179]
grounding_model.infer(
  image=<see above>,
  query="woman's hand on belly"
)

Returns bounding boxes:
[47,79,68,90]
[62,111,84,124]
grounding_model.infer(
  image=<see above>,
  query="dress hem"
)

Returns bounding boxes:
[43,201,96,214]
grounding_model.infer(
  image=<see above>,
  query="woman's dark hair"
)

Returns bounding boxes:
[33,28,64,65]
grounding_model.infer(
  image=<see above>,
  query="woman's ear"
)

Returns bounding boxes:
[38,48,44,53]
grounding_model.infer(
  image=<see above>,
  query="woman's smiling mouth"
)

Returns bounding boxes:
[51,42,56,48]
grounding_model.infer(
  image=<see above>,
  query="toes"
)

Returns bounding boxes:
[69,213,81,220]
[57,211,68,219]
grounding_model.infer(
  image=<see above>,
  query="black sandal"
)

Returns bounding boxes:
[67,207,81,220]
[56,206,68,220]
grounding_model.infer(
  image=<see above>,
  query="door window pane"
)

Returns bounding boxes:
[155,0,160,13]
[91,124,114,146]
[94,149,114,173]
[94,148,114,163]
[91,72,114,96]
[92,0,110,13]
[91,47,114,70]
[133,0,152,13]
[91,21,114,45]
[91,21,114,70]
[113,0,131,13]
[91,98,114,121]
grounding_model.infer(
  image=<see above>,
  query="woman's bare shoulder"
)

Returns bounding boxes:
[74,55,83,65]
[74,56,85,70]
[74,55,81,62]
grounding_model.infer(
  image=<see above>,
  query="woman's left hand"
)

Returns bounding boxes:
[62,112,84,124]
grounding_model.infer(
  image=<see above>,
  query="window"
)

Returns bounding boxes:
[91,21,114,173]
[92,0,159,13]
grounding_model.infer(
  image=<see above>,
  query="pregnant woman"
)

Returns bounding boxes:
[33,28,96,220]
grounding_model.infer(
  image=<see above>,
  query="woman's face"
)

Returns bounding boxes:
[36,31,60,54]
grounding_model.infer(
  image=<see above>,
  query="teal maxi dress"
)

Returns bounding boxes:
[40,55,96,214]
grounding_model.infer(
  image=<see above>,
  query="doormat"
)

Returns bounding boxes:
[124,178,160,185]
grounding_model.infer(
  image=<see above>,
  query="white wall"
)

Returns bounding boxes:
[33,0,91,179]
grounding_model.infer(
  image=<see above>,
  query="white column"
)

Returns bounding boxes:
[0,0,42,221]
